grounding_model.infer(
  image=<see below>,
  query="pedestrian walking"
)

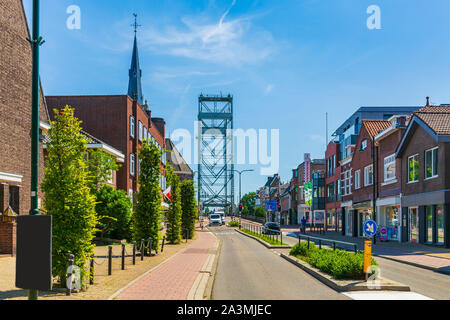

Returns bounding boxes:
[301,216,307,234]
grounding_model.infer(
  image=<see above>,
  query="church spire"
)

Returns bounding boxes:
[128,14,144,105]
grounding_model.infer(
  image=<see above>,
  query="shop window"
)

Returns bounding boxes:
[437,205,444,245]
[425,147,438,179]
[425,206,433,243]
[384,154,396,182]
[9,186,20,214]
[408,154,419,183]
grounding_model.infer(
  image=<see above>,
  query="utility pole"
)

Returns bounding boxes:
[28,0,44,300]
[232,170,254,226]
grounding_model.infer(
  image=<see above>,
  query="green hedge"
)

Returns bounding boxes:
[228,221,240,227]
[241,228,288,246]
[289,242,377,280]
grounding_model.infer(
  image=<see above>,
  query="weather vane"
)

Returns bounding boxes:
[131,13,141,33]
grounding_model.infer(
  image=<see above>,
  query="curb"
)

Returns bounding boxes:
[203,236,222,300]
[235,229,291,249]
[186,232,221,300]
[280,253,411,292]
[373,254,450,276]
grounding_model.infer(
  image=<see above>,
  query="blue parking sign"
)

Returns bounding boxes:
[363,220,378,238]
[265,200,277,211]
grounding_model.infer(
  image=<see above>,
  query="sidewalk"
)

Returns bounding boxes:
[112,231,218,300]
[293,230,450,275]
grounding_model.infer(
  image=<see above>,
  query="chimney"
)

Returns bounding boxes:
[426,96,430,107]
[397,116,406,127]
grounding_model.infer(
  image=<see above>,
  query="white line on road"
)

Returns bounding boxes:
[343,291,433,300]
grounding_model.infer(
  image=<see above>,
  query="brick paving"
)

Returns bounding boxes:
[115,231,217,300]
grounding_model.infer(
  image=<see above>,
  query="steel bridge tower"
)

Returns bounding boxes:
[197,94,234,214]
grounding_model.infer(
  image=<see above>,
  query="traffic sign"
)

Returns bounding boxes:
[363,220,378,238]
[265,200,277,211]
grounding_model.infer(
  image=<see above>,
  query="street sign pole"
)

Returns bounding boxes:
[29,0,43,300]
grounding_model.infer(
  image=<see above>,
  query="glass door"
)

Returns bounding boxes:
[437,205,444,245]
[409,207,418,243]
[426,206,433,243]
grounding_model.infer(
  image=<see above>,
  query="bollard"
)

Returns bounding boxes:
[132,241,136,265]
[66,254,74,296]
[148,238,152,257]
[90,257,94,285]
[141,239,145,261]
[298,234,300,245]
[354,244,358,254]
[333,242,336,251]
[108,246,112,276]
[161,236,166,253]
[319,240,322,250]
[121,243,125,270]
[307,237,310,249]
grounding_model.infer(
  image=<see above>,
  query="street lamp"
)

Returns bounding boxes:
[231,169,254,227]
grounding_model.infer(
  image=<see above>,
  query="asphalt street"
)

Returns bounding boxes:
[210,225,349,300]
[280,231,450,300]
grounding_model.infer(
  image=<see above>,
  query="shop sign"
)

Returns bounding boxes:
[379,227,388,242]
[304,181,312,205]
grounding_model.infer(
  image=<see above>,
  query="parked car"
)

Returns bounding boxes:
[262,222,281,235]
[209,214,222,226]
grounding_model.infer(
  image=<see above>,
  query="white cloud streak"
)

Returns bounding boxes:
[138,3,276,66]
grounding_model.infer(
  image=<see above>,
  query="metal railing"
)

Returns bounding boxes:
[297,234,358,253]
[240,222,284,246]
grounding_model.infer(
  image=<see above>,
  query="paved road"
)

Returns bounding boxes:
[210,226,349,300]
[280,233,450,300]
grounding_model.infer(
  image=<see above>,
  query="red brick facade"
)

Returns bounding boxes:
[45,95,166,199]
[0,0,50,253]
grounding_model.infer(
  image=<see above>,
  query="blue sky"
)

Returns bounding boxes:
[23,0,450,197]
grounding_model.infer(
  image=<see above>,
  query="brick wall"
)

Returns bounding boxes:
[401,125,448,196]
[351,125,375,204]
[0,0,48,218]
[0,222,16,255]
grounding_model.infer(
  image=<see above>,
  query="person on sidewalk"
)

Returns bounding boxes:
[300,216,307,234]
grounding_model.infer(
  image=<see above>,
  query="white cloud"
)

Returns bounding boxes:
[265,84,275,95]
[139,4,276,66]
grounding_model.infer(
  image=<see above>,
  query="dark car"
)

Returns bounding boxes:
[262,222,281,235]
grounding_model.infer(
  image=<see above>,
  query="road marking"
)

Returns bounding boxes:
[343,291,433,300]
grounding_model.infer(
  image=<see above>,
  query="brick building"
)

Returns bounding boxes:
[0,0,50,254]
[290,155,325,225]
[325,141,342,232]
[374,115,408,242]
[351,120,391,237]
[396,101,450,248]
[46,32,167,202]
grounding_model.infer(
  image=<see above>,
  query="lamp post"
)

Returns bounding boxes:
[232,169,254,225]
[28,0,44,300]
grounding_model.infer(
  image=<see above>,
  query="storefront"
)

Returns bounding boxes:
[326,209,336,231]
[377,196,401,242]
[341,201,353,237]
[353,201,373,237]
[402,189,449,248]
[378,205,401,242]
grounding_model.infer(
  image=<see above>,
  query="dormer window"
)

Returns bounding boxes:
[361,140,367,151]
